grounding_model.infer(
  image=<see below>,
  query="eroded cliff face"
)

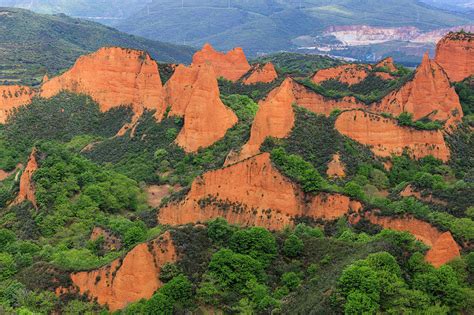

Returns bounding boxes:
[243,63,278,85]
[335,110,450,162]
[158,153,361,230]
[0,85,35,123]
[165,64,238,152]
[365,213,460,267]
[12,149,38,208]
[40,47,165,117]
[71,231,177,311]
[373,53,463,126]
[192,43,251,82]
[435,32,474,82]
[290,80,365,115]
[313,64,369,85]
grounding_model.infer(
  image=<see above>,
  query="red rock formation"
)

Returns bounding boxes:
[192,43,251,81]
[243,63,278,85]
[40,47,165,117]
[71,231,177,311]
[0,85,35,123]
[165,64,238,152]
[375,57,397,72]
[313,64,369,85]
[237,78,296,160]
[335,110,450,162]
[435,32,474,82]
[231,79,366,164]
[12,149,38,208]
[365,213,460,267]
[373,53,463,126]
[327,153,346,178]
[158,153,361,230]
[291,80,365,115]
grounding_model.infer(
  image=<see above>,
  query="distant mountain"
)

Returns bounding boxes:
[0,0,147,20]
[419,0,474,12]
[111,0,472,56]
[0,7,195,85]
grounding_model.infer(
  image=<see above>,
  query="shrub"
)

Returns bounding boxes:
[283,234,304,258]
[230,227,277,267]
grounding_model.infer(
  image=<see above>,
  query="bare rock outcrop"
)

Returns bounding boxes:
[335,110,450,162]
[165,64,238,152]
[435,32,474,82]
[243,63,278,85]
[192,43,251,82]
[0,85,35,123]
[373,53,463,126]
[313,64,369,85]
[71,231,177,311]
[12,149,38,208]
[40,47,165,117]
[158,153,361,230]
[366,213,460,267]
[90,227,122,251]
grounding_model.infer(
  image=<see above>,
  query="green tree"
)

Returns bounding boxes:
[344,291,379,315]
[283,234,304,258]
[230,227,277,267]
[144,293,173,315]
[207,218,235,244]
[0,253,17,281]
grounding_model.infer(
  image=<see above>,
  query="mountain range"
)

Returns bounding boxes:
[1,0,472,62]
[0,7,194,85]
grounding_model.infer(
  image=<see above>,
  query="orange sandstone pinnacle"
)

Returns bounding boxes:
[373,52,463,126]
[192,43,251,81]
[165,64,238,152]
[12,148,38,208]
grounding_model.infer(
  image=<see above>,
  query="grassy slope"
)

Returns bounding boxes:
[0,7,195,85]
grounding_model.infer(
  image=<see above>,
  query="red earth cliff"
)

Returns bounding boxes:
[365,213,460,267]
[0,85,35,123]
[373,53,463,126]
[335,110,450,162]
[40,47,165,117]
[192,43,251,82]
[435,32,474,82]
[236,78,296,161]
[71,231,177,311]
[165,64,238,152]
[158,153,361,230]
[12,149,38,208]
[243,63,278,85]
[313,64,369,85]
